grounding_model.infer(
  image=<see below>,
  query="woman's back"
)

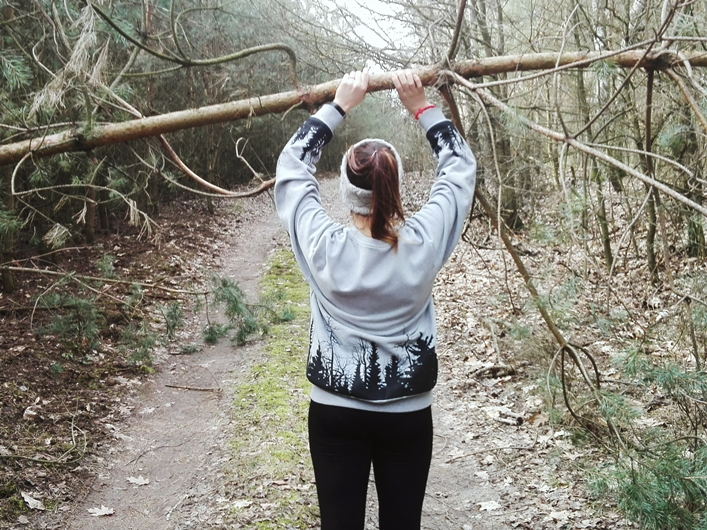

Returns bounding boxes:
[276,103,475,405]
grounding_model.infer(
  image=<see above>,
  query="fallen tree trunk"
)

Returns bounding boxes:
[2,49,706,166]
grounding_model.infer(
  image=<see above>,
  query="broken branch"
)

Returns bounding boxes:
[3,49,707,166]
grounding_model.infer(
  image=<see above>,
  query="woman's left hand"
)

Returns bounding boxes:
[333,69,370,113]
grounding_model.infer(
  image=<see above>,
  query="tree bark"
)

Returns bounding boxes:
[1,49,706,167]
[574,50,613,271]
[1,166,16,293]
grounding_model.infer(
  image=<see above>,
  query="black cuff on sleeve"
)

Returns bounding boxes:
[329,102,346,117]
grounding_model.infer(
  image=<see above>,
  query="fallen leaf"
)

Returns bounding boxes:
[22,407,38,421]
[127,475,150,486]
[17,515,30,524]
[546,510,571,523]
[478,500,501,511]
[232,500,252,509]
[20,492,45,511]
[87,505,114,517]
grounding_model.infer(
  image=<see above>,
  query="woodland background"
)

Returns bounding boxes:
[2,0,707,528]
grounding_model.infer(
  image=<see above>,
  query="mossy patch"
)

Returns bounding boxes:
[227,249,318,528]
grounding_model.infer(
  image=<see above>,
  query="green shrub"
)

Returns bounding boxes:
[205,275,282,346]
[121,322,157,366]
[35,292,102,355]
[160,301,184,339]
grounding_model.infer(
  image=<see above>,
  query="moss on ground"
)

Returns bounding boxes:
[227,249,318,528]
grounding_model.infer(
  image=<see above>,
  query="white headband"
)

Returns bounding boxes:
[339,138,404,215]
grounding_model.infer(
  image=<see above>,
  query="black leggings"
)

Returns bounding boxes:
[308,401,433,530]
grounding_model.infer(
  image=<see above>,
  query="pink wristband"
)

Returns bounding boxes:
[414,105,435,120]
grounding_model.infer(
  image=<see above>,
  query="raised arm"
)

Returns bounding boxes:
[392,70,477,269]
[275,69,370,280]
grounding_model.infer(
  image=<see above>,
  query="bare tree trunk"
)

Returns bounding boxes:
[645,185,659,284]
[595,171,614,272]
[644,71,660,285]
[687,175,706,259]
[1,167,16,293]
[469,0,521,229]
[0,0,16,292]
[575,59,614,271]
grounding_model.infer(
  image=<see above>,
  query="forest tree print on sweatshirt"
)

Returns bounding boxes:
[306,319,437,400]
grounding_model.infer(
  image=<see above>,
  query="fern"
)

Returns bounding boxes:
[121,322,157,366]
[95,254,117,278]
[205,275,280,346]
[160,301,184,339]
[203,322,231,344]
[211,275,265,346]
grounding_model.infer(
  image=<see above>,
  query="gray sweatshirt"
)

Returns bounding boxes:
[275,103,476,412]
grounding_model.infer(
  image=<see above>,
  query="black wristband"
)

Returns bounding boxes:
[329,102,346,117]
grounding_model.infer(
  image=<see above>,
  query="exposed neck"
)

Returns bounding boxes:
[351,212,372,237]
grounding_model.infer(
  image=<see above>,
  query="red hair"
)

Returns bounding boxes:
[346,142,405,250]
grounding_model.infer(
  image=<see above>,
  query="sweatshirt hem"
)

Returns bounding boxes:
[310,385,433,412]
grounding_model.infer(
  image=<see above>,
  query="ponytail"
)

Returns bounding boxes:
[346,142,405,250]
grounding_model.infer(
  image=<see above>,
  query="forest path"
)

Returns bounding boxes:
[61,193,282,530]
[50,176,617,530]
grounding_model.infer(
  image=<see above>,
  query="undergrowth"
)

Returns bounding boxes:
[226,249,317,528]
[30,253,192,374]
[535,270,707,529]
[35,291,103,357]
[505,224,707,530]
[585,349,707,530]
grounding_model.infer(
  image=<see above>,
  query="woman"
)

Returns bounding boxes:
[275,69,476,530]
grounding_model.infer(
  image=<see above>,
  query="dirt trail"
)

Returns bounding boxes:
[61,195,282,530]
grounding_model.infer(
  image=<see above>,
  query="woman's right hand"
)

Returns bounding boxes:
[333,69,370,113]
[392,70,431,117]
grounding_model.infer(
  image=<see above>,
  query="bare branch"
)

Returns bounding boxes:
[664,68,707,137]
[104,84,271,198]
[446,0,467,63]
[89,1,297,85]
[0,266,207,295]
[451,72,707,218]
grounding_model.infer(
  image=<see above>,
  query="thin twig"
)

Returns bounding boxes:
[165,384,221,392]
[0,266,208,295]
